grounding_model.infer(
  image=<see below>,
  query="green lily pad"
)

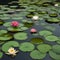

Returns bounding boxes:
[46,18,60,23]
[19,42,35,52]
[37,44,51,53]
[0,41,4,45]
[38,11,48,14]
[4,22,23,27]
[28,9,36,12]
[0,33,12,41]
[14,32,27,40]
[3,22,11,27]
[4,22,28,32]
[31,38,44,44]
[26,14,34,18]
[12,17,23,20]
[0,20,4,25]
[24,22,34,28]
[52,45,60,54]
[49,13,58,17]
[1,17,10,20]
[39,30,52,37]
[49,51,60,60]
[2,41,19,53]
[56,38,60,44]
[7,27,23,32]
[42,2,51,7]
[0,30,7,35]
[30,50,46,59]
[10,6,17,8]
[45,35,59,41]
[22,20,28,23]
[21,27,28,30]
[0,52,3,58]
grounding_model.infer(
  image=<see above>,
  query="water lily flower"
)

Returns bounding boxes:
[11,21,19,27]
[6,47,18,56]
[54,4,58,7]
[30,28,37,33]
[32,16,39,20]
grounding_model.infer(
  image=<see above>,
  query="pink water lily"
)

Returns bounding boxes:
[11,21,19,27]
[30,28,37,33]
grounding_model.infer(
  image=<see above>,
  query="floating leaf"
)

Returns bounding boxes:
[56,39,60,44]
[24,22,34,28]
[3,22,11,27]
[49,13,58,17]
[0,33,12,41]
[0,30,7,35]
[2,41,19,53]
[12,17,23,20]
[45,35,59,41]
[1,17,10,20]
[0,52,3,58]
[0,20,4,25]
[21,27,28,30]
[52,45,60,54]
[49,51,60,60]
[37,44,51,53]
[30,50,46,59]
[31,38,44,44]
[7,27,23,32]
[19,42,35,52]
[14,32,27,40]
[46,18,60,23]
[39,30,52,37]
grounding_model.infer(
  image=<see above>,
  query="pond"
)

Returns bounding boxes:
[0,0,60,60]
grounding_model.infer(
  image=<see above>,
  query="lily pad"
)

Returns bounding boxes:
[49,13,58,17]
[37,44,51,53]
[46,18,60,23]
[12,17,23,20]
[21,27,28,30]
[7,27,23,32]
[0,52,3,58]
[31,38,44,44]
[19,42,35,52]
[39,30,52,37]
[1,17,10,20]
[23,22,34,28]
[2,41,19,53]
[52,45,60,54]
[57,40,60,44]
[45,35,59,41]
[0,20,4,25]
[14,32,27,40]
[0,33,12,41]
[3,22,11,27]
[0,30,7,35]
[42,2,51,7]
[49,51,60,60]
[38,11,48,14]
[26,14,34,18]
[30,50,46,59]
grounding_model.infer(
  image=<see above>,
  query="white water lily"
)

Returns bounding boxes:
[32,16,39,20]
[54,4,58,7]
[6,47,18,56]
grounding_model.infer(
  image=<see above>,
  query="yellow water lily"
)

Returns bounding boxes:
[6,47,18,56]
